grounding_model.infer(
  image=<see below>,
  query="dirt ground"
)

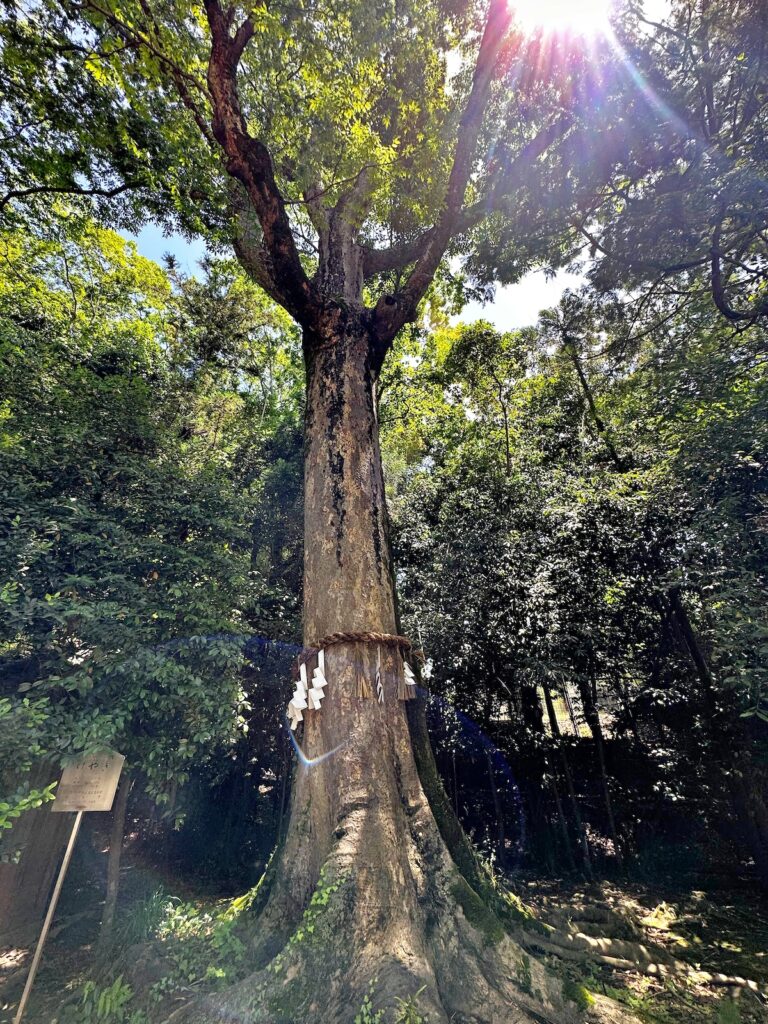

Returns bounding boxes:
[2,855,767,1023]
[518,875,768,1023]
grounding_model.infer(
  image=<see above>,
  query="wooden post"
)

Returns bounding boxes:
[13,750,125,1023]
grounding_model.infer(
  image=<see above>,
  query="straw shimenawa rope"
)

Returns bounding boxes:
[291,632,423,692]
[300,631,423,664]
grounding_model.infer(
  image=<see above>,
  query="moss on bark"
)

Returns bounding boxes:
[450,875,506,946]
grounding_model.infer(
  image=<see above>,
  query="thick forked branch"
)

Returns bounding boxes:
[229,182,281,296]
[204,0,316,324]
[231,10,258,63]
[361,112,573,280]
[362,231,435,278]
[711,217,768,322]
[80,1,298,306]
[370,0,514,345]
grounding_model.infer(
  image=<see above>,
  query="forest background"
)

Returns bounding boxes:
[1,0,767,1022]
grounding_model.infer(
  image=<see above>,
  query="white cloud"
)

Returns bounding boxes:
[455,268,586,331]
[642,0,671,20]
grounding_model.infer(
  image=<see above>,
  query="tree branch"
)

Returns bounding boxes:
[362,231,435,277]
[84,0,217,148]
[370,0,515,345]
[0,180,133,213]
[228,183,279,297]
[463,112,573,220]
[361,112,572,286]
[231,10,256,64]
[204,0,316,323]
[711,218,768,322]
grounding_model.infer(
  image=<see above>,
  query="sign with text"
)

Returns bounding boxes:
[52,751,125,813]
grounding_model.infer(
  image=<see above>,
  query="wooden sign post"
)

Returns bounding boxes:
[13,751,125,1024]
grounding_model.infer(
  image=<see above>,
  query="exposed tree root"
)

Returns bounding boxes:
[520,928,679,970]
[520,927,686,975]
[536,905,641,942]
[183,869,638,1024]
[519,912,768,999]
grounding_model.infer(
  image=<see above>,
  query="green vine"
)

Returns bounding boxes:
[269,869,347,974]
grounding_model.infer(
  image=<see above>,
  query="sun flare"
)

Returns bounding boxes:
[514,0,612,36]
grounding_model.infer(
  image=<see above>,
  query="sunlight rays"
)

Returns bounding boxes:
[514,0,612,38]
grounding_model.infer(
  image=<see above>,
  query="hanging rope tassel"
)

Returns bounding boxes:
[356,644,372,698]
[376,645,384,704]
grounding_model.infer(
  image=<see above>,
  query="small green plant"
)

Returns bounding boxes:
[716,1000,741,1024]
[354,981,384,1023]
[108,888,171,950]
[148,975,179,1003]
[474,853,538,931]
[0,780,57,832]
[516,954,533,995]
[562,978,594,1014]
[220,850,275,921]
[394,986,428,1023]
[155,898,247,988]
[60,977,147,1023]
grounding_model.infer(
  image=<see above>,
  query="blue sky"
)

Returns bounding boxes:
[123,224,207,275]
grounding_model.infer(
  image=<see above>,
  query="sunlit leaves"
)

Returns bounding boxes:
[0,222,302,822]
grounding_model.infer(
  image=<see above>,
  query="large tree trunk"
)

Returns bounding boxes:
[98,773,131,949]
[192,321,635,1024]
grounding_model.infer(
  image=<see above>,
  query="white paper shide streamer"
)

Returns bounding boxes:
[288,650,329,730]
[309,648,328,709]
[400,659,417,701]
[287,640,416,729]
[287,661,309,731]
